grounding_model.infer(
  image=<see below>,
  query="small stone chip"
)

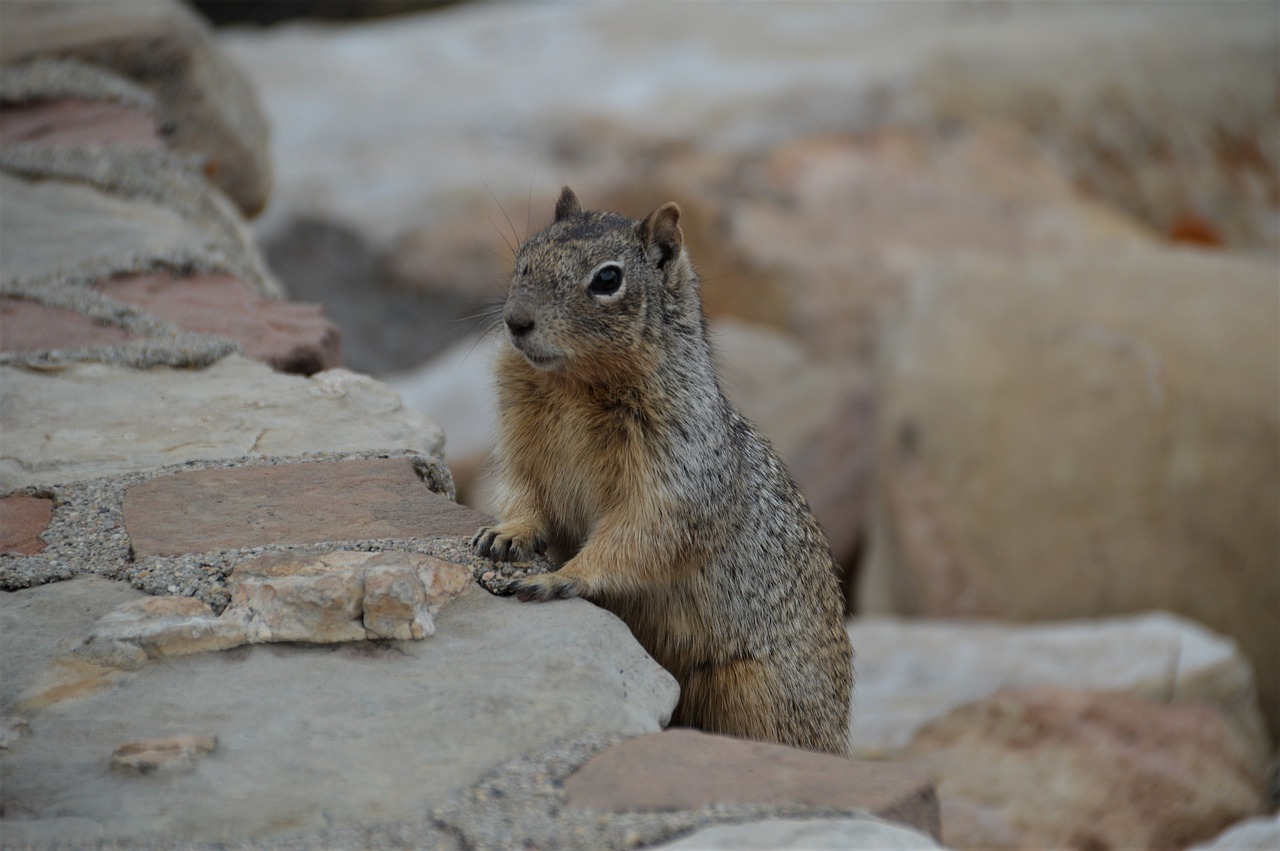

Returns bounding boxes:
[110,735,217,776]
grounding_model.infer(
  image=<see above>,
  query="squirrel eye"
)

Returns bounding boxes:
[588,264,623,296]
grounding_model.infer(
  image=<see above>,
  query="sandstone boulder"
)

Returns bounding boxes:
[903,688,1270,850]
[863,249,1280,735]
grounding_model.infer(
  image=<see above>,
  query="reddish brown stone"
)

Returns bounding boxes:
[0,494,54,554]
[123,458,488,558]
[96,272,342,375]
[0,298,135,353]
[0,99,164,147]
[904,688,1269,849]
[563,729,939,840]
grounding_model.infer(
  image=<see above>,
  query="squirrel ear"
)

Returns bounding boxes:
[636,202,683,267]
[554,186,583,222]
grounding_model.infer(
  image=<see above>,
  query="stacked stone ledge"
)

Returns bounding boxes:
[0,4,948,849]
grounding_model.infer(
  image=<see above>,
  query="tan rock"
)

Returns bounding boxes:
[110,735,217,776]
[228,550,473,644]
[864,249,1280,737]
[904,688,1270,850]
[78,596,246,667]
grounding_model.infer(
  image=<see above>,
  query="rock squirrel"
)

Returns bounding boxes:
[473,187,853,755]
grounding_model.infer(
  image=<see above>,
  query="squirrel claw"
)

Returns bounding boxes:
[506,573,584,603]
[472,526,544,562]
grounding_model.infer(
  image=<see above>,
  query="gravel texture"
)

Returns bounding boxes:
[0,57,157,110]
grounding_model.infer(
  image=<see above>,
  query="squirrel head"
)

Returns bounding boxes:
[501,186,699,379]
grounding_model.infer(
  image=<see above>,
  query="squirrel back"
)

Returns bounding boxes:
[474,187,853,755]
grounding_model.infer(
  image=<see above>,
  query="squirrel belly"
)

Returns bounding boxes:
[473,187,853,755]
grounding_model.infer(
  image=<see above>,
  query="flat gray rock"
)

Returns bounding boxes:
[0,580,678,845]
[654,817,941,850]
[0,356,444,489]
[0,172,201,285]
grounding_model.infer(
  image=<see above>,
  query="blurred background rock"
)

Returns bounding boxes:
[204,0,1277,751]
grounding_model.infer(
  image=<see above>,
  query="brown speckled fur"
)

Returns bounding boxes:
[473,188,853,755]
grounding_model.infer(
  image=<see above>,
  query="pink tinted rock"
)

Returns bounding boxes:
[564,729,939,839]
[0,99,163,147]
[904,688,1269,850]
[96,272,341,374]
[123,458,488,558]
[0,297,134,354]
[0,494,54,554]
[110,735,217,776]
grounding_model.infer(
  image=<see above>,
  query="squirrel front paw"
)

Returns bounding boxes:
[472,524,545,561]
[502,571,586,603]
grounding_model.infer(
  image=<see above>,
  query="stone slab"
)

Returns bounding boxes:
[654,817,941,850]
[0,494,53,554]
[124,458,483,557]
[0,356,444,489]
[0,296,135,352]
[0,582,678,845]
[0,99,162,147]
[563,729,939,840]
[0,171,214,285]
[97,271,341,374]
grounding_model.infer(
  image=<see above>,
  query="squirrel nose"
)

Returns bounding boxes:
[504,308,535,338]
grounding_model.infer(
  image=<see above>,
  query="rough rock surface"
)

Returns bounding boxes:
[0,357,443,489]
[904,688,1270,850]
[0,580,679,845]
[864,250,1280,734]
[71,551,473,665]
[847,613,1272,761]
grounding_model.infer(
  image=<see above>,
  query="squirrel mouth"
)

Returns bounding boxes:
[515,345,564,371]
